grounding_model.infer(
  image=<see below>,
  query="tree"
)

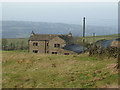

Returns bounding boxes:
[16,41,19,50]
[10,42,13,50]
[2,39,8,50]
[12,42,16,50]
[20,41,24,50]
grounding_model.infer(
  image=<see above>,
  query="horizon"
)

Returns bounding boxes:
[2,20,118,27]
[2,33,119,39]
[2,20,118,38]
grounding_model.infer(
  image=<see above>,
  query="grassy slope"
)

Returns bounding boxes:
[2,51,118,88]
[73,34,119,44]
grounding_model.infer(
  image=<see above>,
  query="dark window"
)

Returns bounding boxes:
[33,42,38,46]
[54,44,60,48]
[64,53,69,55]
[52,52,57,54]
[55,52,57,54]
[57,44,60,47]
[33,50,38,53]
[52,52,54,54]
[54,44,57,47]
[47,43,48,46]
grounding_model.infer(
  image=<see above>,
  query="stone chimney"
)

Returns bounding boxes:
[31,31,35,36]
[68,32,72,37]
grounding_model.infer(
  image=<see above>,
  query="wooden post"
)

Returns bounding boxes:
[83,17,85,53]
[93,33,95,43]
[28,40,29,53]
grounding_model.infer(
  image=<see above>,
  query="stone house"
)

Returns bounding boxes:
[28,31,83,55]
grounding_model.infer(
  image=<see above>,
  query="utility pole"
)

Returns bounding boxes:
[83,17,85,53]
[93,33,95,43]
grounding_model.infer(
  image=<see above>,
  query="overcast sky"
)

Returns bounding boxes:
[2,2,118,26]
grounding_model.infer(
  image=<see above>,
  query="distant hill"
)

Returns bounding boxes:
[2,21,118,38]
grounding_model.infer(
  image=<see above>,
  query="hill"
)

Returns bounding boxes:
[2,21,118,38]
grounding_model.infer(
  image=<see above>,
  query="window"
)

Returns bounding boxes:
[54,44,60,48]
[47,43,48,46]
[57,44,60,47]
[54,44,56,47]
[33,42,38,46]
[33,50,38,53]
[55,52,57,54]
[52,52,57,54]
[64,53,69,55]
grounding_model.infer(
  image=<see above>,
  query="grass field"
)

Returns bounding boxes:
[2,51,118,88]
[73,34,119,45]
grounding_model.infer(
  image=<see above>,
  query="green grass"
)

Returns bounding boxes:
[73,34,119,44]
[2,51,118,88]
[5,50,28,52]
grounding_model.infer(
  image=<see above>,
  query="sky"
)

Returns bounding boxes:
[2,2,118,27]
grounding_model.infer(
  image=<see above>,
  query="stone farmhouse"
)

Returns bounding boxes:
[28,31,83,55]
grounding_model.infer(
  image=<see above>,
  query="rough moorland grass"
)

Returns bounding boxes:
[2,51,118,88]
[73,34,119,44]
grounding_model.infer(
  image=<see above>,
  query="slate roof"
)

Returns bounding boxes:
[29,34,73,43]
[58,35,73,43]
[29,34,58,41]
[62,44,86,54]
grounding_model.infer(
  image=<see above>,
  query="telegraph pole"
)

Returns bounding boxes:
[93,33,95,47]
[83,17,85,53]
[93,33,95,43]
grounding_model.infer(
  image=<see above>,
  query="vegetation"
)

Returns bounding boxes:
[2,38,28,51]
[87,45,119,59]
[2,51,118,88]
[2,34,119,51]
[2,34,119,88]
[73,34,119,45]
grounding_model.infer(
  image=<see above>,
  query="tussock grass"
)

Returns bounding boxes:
[2,51,118,88]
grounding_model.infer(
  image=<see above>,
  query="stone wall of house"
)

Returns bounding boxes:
[29,40,47,53]
[46,41,49,53]
[49,36,66,54]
